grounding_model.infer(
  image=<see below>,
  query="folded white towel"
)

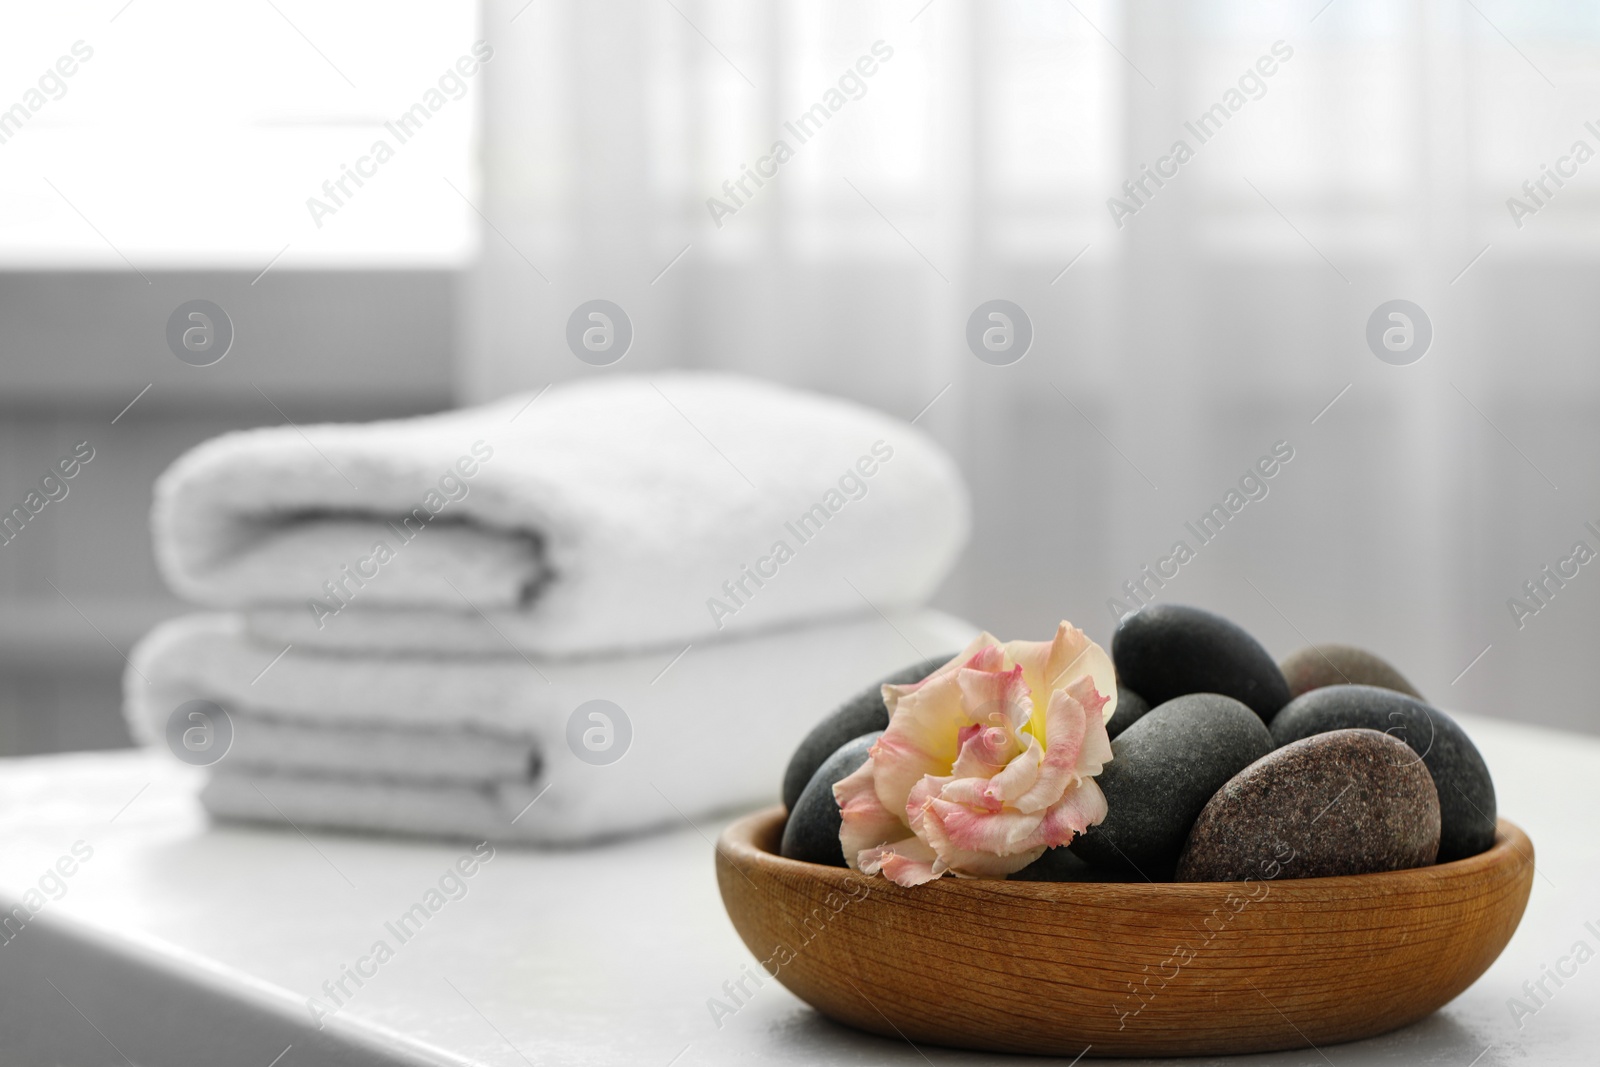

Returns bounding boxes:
[153,374,969,656]
[125,610,975,843]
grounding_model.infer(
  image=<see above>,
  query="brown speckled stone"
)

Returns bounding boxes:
[1175,728,1440,882]
[1279,644,1424,701]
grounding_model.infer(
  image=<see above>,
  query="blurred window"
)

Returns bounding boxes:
[0,1,479,268]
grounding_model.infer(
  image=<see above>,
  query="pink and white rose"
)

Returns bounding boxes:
[833,622,1116,886]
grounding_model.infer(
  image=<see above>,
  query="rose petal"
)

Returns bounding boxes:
[917,807,1049,877]
[858,836,942,887]
[1016,778,1109,851]
[834,758,905,871]
[983,737,1043,805]
[923,796,1046,856]
[950,724,1016,779]
[956,663,1031,733]
[1012,687,1086,812]
[935,775,1005,813]
[1008,622,1119,739]
[1066,675,1114,777]
[904,772,953,835]
[870,667,975,815]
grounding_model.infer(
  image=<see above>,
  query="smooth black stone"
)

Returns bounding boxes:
[1112,604,1292,724]
[1070,693,1275,877]
[1105,685,1150,740]
[779,732,881,867]
[1011,845,1139,882]
[1176,728,1440,882]
[1269,685,1497,861]
[781,653,952,811]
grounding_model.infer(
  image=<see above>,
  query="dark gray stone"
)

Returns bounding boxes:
[1105,684,1150,740]
[1279,643,1424,701]
[780,732,881,867]
[1269,685,1496,861]
[1070,693,1275,878]
[1176,728,1441,881]
[781,653,952,810]
[1011,845,1138,882]
[1112,604,1291,724]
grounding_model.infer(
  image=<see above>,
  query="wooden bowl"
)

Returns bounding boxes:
[716,806,1533,1058]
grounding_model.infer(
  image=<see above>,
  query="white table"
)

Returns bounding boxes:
[0,712,1595,1065]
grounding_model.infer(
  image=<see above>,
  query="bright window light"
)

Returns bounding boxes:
[0,1,480,269]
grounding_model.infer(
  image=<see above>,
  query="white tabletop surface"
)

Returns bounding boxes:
[0,711,1596,1066]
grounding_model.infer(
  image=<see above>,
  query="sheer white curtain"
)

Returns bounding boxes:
[462,0,1600,733]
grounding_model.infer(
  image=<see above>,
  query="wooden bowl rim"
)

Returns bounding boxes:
[720,805,1533,899]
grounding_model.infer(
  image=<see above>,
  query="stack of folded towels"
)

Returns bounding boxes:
[124,374,974,844]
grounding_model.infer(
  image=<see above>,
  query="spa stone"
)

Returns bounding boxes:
[1070,693,1275,877]
[1011,845,1136,882]
[1104,684,1150,740]
[1176,728,1441,881]
[781,653,951,810]
[1269,685,1496,860]
[780,732,881,867]
[1112,604,1291,724]
[1279,643,1424,701]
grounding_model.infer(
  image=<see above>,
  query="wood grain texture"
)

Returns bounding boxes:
[716,806,1534,1058]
